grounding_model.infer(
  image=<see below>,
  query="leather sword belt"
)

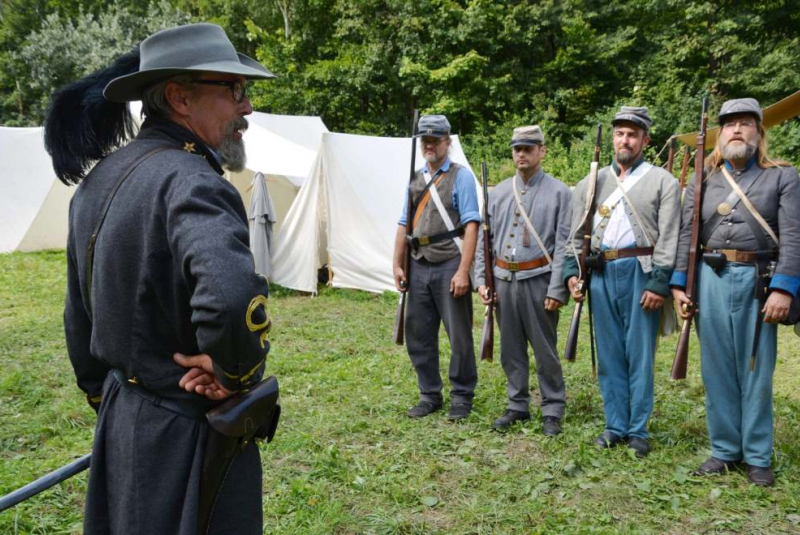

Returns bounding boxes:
[496,256,550,272]
[702,248,777,264]
[410,227,464,248]
[601,246,654,261]
[112,369,208,419]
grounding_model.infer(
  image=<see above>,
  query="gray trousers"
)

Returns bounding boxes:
[495,274,565,417]
[406,256,477,405]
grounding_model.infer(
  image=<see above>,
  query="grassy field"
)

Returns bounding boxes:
[1,250,799,534]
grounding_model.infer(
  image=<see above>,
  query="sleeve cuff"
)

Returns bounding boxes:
[669,271,687,289]
[770,274,800,297]
[644,265,673,297]
[562,256,579,287]
[460,212,481,225]
[213,358,266,391]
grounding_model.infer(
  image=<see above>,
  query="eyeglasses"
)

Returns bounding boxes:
[420,137,447,147]
[192,80,248,103]
[722,120,756,130]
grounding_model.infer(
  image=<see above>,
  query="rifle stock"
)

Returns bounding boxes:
[564,124,602,363]
[478,161,494,362]
[393,109,419,345]
[671,96,708,380]
[563,300,583,362]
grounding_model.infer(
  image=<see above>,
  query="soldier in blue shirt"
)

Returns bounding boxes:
[393,115,481,420]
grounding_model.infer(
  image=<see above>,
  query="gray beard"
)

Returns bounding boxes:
[218,117,248,172]
[721,139,757,162]
[615,149,639,165]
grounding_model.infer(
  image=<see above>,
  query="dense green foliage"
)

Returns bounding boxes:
[2,251,800,532]
[1,0,798,181]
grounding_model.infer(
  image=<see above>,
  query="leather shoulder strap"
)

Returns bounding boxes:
[86,146,175,314]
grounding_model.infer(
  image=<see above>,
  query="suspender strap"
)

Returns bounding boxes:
[719,167,779,246]
[512,174,553,265]
[411,173,447,228]
[86,146,175,314]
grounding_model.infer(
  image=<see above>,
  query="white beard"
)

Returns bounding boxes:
[218,118,248,172]
[721,139,757,162]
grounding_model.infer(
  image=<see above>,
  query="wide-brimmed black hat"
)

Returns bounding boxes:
[104,23,275,103]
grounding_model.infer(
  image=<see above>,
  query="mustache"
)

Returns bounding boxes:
[227,117,249,135]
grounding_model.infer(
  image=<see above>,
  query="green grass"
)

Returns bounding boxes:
[1,250,799,533]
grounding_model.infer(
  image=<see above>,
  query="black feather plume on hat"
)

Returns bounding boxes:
[44,47,140,186]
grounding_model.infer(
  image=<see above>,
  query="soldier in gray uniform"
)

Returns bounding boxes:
[48,24,275,533]
[393,114,481,420]
[671,98,800,486]
[565,106,681,458]
[474,126,572,434]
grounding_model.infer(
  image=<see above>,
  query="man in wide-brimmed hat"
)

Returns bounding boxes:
[46,23,276,533]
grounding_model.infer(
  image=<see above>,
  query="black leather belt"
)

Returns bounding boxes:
[112,369,208,420]
[410,227,464,247]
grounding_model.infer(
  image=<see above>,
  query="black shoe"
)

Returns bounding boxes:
[447,403,472,421]
[693,457,738,476]
[542,416,562,436]
[407,400,442,418]
[492,409,531,430]
[627,437,650,458]
[746,465,775,487]
[593,431,625,448]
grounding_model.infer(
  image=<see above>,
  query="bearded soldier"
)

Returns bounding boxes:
[475,126,572,434]
[47,24,276,533]
[565,107,680,458]
[671,98,800,486]
[393,114,480,421]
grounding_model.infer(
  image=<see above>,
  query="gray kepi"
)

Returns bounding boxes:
[510,125,544,147]
[415,115,451,138]
[104,23,275,103]
[718,97,763,124]
[612,106,652,134]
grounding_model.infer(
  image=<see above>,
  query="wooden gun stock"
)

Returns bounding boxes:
[478,161,494,362]
[479,304,494,362]
[671,312,692,379]
[393,109,419,346]
[393,291,406,345]
[563,124,602,363]
[564,299,583,362]
[670,96,708,379]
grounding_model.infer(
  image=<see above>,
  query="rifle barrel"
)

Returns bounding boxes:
[0,454,91,512]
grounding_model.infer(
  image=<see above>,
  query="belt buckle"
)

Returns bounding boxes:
[507,261,519,272]
[604,249,619,260]
[721,249,736,262]
[417,236,430,246]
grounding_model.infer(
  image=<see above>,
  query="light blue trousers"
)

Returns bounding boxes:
[590,257,660,439]
[697,262,777,467]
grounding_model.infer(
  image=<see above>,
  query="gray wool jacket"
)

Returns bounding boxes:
[563,161,681,296]
[474,169,572,304]
[64,118,271,407]
[671,162,800,295]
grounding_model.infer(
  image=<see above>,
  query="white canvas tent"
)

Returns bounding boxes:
[0,126,74,253]
[271,132,480,294]
[1,108,327,254]
[226,112,328,234]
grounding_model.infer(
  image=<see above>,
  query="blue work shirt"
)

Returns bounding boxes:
[397,157,481,227]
